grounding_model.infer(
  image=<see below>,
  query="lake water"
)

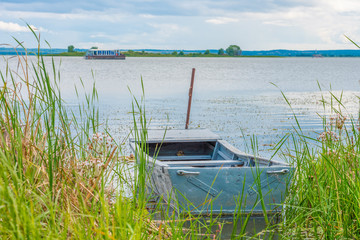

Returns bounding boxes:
[2,56,360,158]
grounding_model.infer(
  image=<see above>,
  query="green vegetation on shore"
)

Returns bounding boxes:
[46,51,86,56]
[45,43,282,57]
[122,50,281,57]
[46,50,280,57]
[45,44,86,56]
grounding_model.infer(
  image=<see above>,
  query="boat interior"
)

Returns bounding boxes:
[147,141,275,167]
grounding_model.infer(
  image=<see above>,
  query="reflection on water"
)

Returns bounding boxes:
[2,56,360,99]
[23,56,355,158]
[182,216,279,239]
[217,215,280,239]
[101,89,360,159]
[29,56,358,159]
[150,199,282,239]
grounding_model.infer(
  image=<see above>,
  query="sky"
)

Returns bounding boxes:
[1,0,360,50]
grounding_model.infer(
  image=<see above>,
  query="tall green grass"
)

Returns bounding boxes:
[0,29,174,239]
[278,90,360,239]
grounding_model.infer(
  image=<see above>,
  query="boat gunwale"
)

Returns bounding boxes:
[129,129,221,143]
[129,141,290,168]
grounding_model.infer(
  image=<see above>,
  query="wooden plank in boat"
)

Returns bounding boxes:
[156,155,211,160]
[164,160,245,166]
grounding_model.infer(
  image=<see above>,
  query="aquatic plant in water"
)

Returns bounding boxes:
[277,89,360,239]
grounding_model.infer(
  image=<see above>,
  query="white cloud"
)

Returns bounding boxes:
[263,20,291,27]
[0,21,31,32]
[0,20,47,33]
[90,33,110,38]
[148,23,184,38]
[321,0,360,13]
[0,9,126,23]
[241,3,360,49]
[206,17,239,25]
[2,0,360,49]
[77,41,106,49]
[139,14,156,19]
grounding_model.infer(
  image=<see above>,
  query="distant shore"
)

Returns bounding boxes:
[44,52,86,57]
[2,47,360,57]
[45,51,282,57]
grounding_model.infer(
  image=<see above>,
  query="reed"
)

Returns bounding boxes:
[277,89,360,239]
[0,29,174,239]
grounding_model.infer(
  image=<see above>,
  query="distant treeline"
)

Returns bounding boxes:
[241,49,360,57]
[1,48,360,57]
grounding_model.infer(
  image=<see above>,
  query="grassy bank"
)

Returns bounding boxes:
[122,51,281,57]
[45,51,86,56]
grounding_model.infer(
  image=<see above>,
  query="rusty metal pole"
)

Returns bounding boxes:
[185,68,196,129]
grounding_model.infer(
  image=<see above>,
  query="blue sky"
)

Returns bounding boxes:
[1,0,360,50]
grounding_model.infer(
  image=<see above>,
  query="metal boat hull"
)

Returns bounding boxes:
[130,129,293,215]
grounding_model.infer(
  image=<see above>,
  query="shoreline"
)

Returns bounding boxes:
[6,52,360,57]
[43,52,283,58]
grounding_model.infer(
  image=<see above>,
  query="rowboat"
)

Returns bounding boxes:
[130,129,293,215]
